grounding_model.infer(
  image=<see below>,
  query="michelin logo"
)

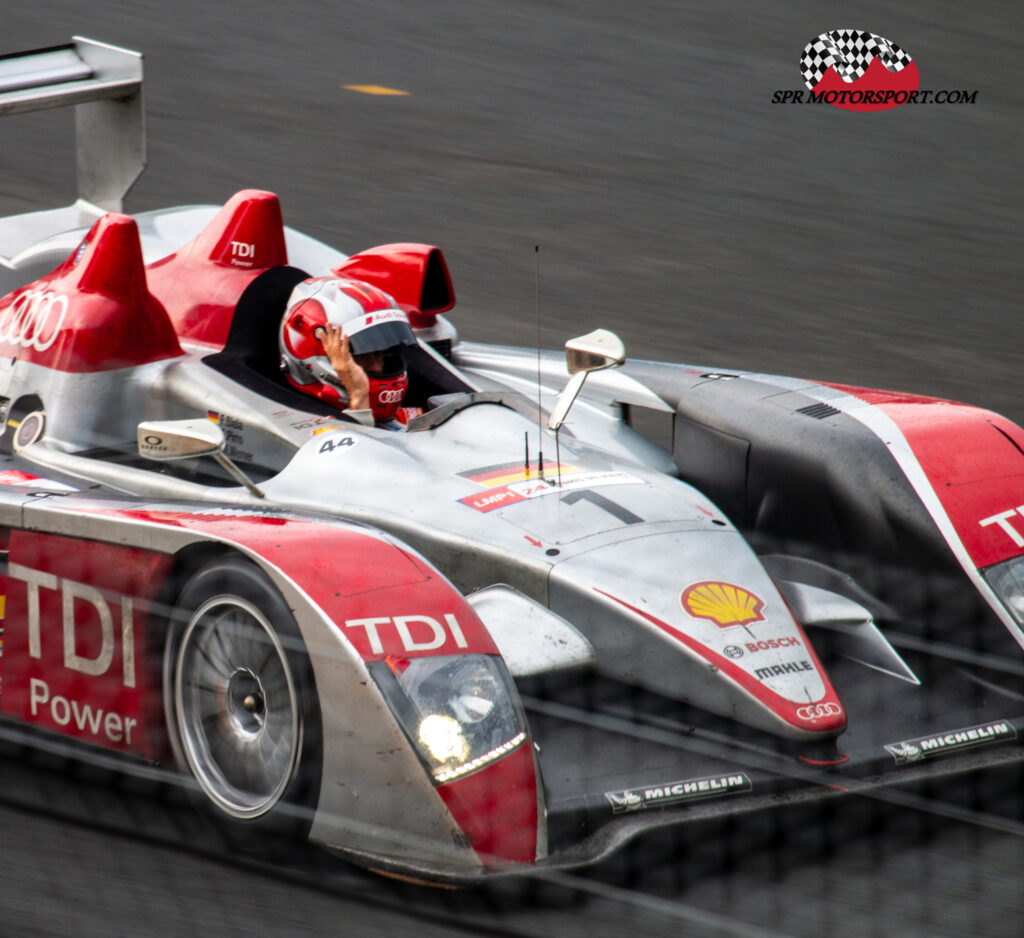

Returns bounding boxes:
[605,773,752,813]
[885,720,1016,765]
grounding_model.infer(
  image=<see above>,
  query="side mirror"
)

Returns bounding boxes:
[547,329,625,432]
[137,419,263,497]
[565,328,626,375]
[138,419,225,460]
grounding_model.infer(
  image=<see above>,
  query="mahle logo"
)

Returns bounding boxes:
[802,29,918,111]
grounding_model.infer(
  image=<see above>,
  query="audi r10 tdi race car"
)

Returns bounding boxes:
[0,39,1022,882]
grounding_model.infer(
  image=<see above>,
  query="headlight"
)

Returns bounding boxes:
[370,655,528,783]
[983,555,1024,625]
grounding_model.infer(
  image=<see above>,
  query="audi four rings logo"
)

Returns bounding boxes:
[376,389,404,404]
[0,290,69,351]
[796,702,842,720]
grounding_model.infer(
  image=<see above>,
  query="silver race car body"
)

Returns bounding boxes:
[1,39,1022,881]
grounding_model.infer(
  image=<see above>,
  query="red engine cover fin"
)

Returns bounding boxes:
[147,189,289,348]
[332,243,455,329]
[0,213,183,372]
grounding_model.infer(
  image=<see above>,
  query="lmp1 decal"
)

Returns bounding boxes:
[605,773,752,813]
[459,470,644,513]
[885,720,1017,764]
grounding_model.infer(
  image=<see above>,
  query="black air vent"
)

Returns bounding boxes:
[797,402,841,420]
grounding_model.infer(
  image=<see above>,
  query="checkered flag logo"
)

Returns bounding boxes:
[801,29,913,91]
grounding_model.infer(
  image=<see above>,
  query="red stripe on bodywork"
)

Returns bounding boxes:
[436,741,538,865]
[596,589,846,735]
[824,383,1024,569]
[101,509,500,661]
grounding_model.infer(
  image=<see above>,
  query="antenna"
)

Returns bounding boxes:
[535,245,545,482]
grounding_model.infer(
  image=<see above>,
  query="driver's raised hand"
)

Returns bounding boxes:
[317,323,370,411]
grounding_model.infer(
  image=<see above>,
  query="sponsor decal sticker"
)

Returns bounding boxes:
[458,461,644,513]
[342,613,470,657]
[724,644,744,659]
[745,636,801,653]
[605,773,752,813]
[754,659,814,680]
[344,308,408,335]
[376,388,404,405]
[229,241,256,268]
[795,701,843,722]
[681,581,766,628]
[460,460,580,488]
[0,290,69,351]
[979,507,1024,548]
[885,720,1017,764]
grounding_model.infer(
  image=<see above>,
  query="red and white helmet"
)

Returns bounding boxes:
[279,276,416,422]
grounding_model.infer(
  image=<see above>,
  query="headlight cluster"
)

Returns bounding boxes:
[983,556,1024,625]
[371,655,528,783]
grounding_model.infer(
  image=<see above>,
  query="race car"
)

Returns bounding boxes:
[0,38,1022,881]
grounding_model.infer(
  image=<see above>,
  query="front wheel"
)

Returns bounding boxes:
[164,557,321,844]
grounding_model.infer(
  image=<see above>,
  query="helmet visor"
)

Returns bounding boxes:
[344,309,417,356]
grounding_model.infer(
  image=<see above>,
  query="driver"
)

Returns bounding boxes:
[279,276,417,428]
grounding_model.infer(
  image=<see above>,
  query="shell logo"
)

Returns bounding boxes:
[681,581,765,628]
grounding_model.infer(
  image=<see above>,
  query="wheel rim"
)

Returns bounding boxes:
[175,596,300,819]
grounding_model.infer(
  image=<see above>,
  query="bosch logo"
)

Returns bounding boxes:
[143,435,164,446]
[796,702,843,721]
[376,389,404,405]
[0,290,68,352]
[724,645,744,659]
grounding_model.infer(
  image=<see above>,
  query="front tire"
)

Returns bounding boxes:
[164,556,321,845]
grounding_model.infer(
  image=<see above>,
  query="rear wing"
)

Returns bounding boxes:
[0,37,144,264]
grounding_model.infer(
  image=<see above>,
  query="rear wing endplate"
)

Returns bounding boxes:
[0,37,144,263]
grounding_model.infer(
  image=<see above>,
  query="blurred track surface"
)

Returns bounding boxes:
[1,2,1022,935]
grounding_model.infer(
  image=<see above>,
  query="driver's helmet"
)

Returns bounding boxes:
[279,276,416,422]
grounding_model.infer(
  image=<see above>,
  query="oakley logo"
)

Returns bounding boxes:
[796,702,842,720]
[0,290,68,352]
[376,388,404,405]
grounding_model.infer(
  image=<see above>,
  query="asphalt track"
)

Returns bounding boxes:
[1,2,1022,935]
